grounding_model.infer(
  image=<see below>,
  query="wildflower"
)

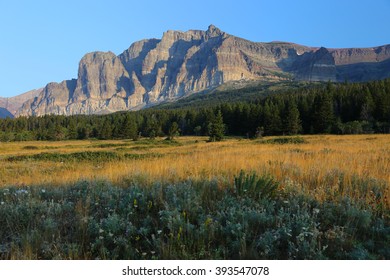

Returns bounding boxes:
[16,189,29,195]
[0,201,4,205]
[109,232,114,237]
[99,236,104,240]
[313,208,320,214]
[41,189,46,193]
[142,252,147,256]
[99,228,104,234]
[157,230,162,235]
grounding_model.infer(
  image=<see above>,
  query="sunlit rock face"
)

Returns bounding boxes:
[15,25,390,116]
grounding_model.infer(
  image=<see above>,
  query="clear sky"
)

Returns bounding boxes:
[1,0,389,98]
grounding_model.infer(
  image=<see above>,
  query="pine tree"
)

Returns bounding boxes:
[100,119,113,140]
[67,119,78,139]
[144,114,160,139]
[121,115,138,140]
[313,93,335,133]
[284,100,301,135]
[208,110,225,142]
[263,102,282,136]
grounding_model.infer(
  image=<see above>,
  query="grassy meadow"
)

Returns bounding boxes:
[0,135,389,259]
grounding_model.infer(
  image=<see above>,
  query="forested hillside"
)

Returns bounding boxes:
[1,79,390,141]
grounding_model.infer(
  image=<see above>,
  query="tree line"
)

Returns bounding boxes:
[1,79,390,142]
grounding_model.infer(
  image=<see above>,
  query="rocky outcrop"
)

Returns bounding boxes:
[0,89,41,116]
[292,47,337,81]
[14,25,390,116]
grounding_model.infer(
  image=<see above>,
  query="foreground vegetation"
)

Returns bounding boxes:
[0,135,389,259]
[1,174,389,260]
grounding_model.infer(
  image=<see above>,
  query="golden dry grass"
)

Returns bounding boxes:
[0,135,389,207]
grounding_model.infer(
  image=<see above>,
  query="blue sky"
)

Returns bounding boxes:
[1,0,389,97]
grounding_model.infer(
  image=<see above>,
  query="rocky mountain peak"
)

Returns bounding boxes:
[206,24,225,37]
[13,26,390,117]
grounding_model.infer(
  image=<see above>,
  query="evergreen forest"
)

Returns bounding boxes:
[1,79,390,142]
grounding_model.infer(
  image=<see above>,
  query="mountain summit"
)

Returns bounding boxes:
[13,25,390,116]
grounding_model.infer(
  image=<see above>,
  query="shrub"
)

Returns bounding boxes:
[0,174,388,260]
[22,145,39,150]
[7,151,120,162]
[262,136,306,144]
[234,170,279,199]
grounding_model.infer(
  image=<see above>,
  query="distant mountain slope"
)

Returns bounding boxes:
[0,89,41,115]
[154,80,322,110]
[0,107,13,119]
[12,25,390,116]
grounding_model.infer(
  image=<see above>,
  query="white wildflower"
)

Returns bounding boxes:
[16,189,29,195]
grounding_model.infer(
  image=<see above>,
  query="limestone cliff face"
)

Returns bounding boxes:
[15,25,390,116]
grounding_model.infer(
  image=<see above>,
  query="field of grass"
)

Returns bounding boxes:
[0,135,389,259]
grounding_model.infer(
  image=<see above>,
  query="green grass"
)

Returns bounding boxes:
[0,172,388,260]
[6,151,164,163]
[7,151,121,162]
[261,136,307,144]
[22,145,39,150]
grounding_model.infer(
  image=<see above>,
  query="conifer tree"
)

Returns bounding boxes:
[284,100,301,135]
[67,119,78,139]
[313,93,335,133]
[121,115,138,140]
[208,110,225,142]
[100,119,113,140]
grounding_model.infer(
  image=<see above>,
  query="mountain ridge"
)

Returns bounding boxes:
[10,25,390,117]
[0,89,42,117]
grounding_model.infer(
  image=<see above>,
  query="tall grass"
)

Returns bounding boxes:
[2,135,388,208]
[1,136,389,259]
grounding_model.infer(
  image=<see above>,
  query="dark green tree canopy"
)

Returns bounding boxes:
[1,79,390,141]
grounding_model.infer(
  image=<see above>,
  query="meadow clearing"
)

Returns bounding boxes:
[0,135,389,259]
[1,135,389,207]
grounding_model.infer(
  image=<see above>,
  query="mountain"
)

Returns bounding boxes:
[0,107,13,119]
[15,25,390,116]
[0,89,41,117]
